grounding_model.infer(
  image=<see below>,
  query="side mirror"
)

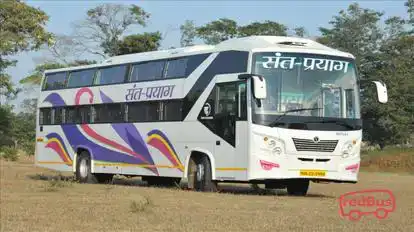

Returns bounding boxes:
[238,73,267,99]
[252,75,267,99]
[372,81,388,103]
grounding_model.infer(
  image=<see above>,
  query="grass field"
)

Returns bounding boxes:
[1,152,414,232]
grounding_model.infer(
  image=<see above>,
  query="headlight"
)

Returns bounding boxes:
[341,141,357,158]
[261,137,285,155]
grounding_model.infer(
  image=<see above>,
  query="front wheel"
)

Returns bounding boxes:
[191,156,217,192]
[286,179,309,196]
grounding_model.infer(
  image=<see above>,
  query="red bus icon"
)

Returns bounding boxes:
[339,189,396,221]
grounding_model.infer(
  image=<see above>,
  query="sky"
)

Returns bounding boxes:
[5,0,409,110]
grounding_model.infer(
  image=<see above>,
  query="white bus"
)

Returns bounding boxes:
[35,36,387,195]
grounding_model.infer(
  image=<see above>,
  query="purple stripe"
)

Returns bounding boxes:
[61,124,158,174]
[43,93,66,106]
[112,123,155,165]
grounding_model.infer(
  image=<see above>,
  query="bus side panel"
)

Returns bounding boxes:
[35,125,74,172]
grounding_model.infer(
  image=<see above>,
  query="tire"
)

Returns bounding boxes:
[194,156,217,192]
[75,152,113,184]
[286,179,309,196]
[76,152,97,183]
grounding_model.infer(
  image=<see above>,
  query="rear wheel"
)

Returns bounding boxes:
[75,152,113,184]
[286,179,309,196]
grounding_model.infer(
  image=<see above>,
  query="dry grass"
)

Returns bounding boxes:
[361,147,414,174]
[1,156,414,232]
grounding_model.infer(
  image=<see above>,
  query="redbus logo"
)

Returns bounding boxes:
[339,189,396,221]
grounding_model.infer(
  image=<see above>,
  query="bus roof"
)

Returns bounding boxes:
[44,36,354,74]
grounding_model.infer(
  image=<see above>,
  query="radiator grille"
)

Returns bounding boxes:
[292,138,338,152]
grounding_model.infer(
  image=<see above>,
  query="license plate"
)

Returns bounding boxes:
[299,170,326,177]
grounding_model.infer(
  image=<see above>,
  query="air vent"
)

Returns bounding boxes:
[277,41,307,46]
[292,138,338,152]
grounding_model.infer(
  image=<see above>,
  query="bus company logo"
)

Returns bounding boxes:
[338,189,396,221]
[203,103,211,116]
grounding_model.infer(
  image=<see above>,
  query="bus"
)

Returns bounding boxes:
[35,36,388,196]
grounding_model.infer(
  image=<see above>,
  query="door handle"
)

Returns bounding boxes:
[216,140,220,145]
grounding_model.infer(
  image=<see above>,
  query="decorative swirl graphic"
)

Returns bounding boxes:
[45,133,72,165]
[147,129,184,172]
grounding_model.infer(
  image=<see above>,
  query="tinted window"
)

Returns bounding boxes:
[54,108,64,124]
[43,72,67,90]
[162,101,182,121]
[64,106,90,124]
[39,108,52,125]
[93,104,125,123]
[65,107,77,124]
[130,61,165,82]
[67,69,95,88]
[185,53,211,76]
[95,65,127,85]
[78,106,91,124]
[127,102,159,122]
[165,58,188,78]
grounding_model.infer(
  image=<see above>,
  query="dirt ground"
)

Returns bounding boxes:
[1,157,413,232]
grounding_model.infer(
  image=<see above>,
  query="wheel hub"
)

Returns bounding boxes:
[79,159,88,178]
[196,164,204,181]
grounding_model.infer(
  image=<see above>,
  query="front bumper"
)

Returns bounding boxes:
[248,154,360,183]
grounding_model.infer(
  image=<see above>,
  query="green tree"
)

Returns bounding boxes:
[12,98,37,154]
[116,32,162,55]
[180,20,197,47]
[0,0,53,100]
[362,36,414,148]
[238,20,288,37]
[73,4,150,57]
[196,18,239,45]
[407,0,414,30]
[317,3,384,67]
[318,2,413,148]
[293,27,307,38]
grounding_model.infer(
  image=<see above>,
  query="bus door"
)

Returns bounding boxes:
[199,80,248,180]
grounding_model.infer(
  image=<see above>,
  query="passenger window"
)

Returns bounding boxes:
[161,101,182,121]
[127,102,160,122]
[39,108,52,125]
[130,61,165,82]
[165,58,187,78]
[43,72,67,90]
[53,108,64,124]
[95,65,127,85]
[67,69,96,88]
[93,104,125,123]
[64,106,90,124]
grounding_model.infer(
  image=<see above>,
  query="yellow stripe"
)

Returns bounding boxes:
[147,134,184,170]
[216,167,247,171]
[46,138,73,164]
[37,161,73,165]
[94,162,179,169]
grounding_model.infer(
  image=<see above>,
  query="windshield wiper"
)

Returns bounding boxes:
[268,107,322,127]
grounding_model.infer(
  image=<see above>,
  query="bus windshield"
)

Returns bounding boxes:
[252,52,361,120]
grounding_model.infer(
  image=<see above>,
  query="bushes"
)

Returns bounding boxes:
[0,146,19,161]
